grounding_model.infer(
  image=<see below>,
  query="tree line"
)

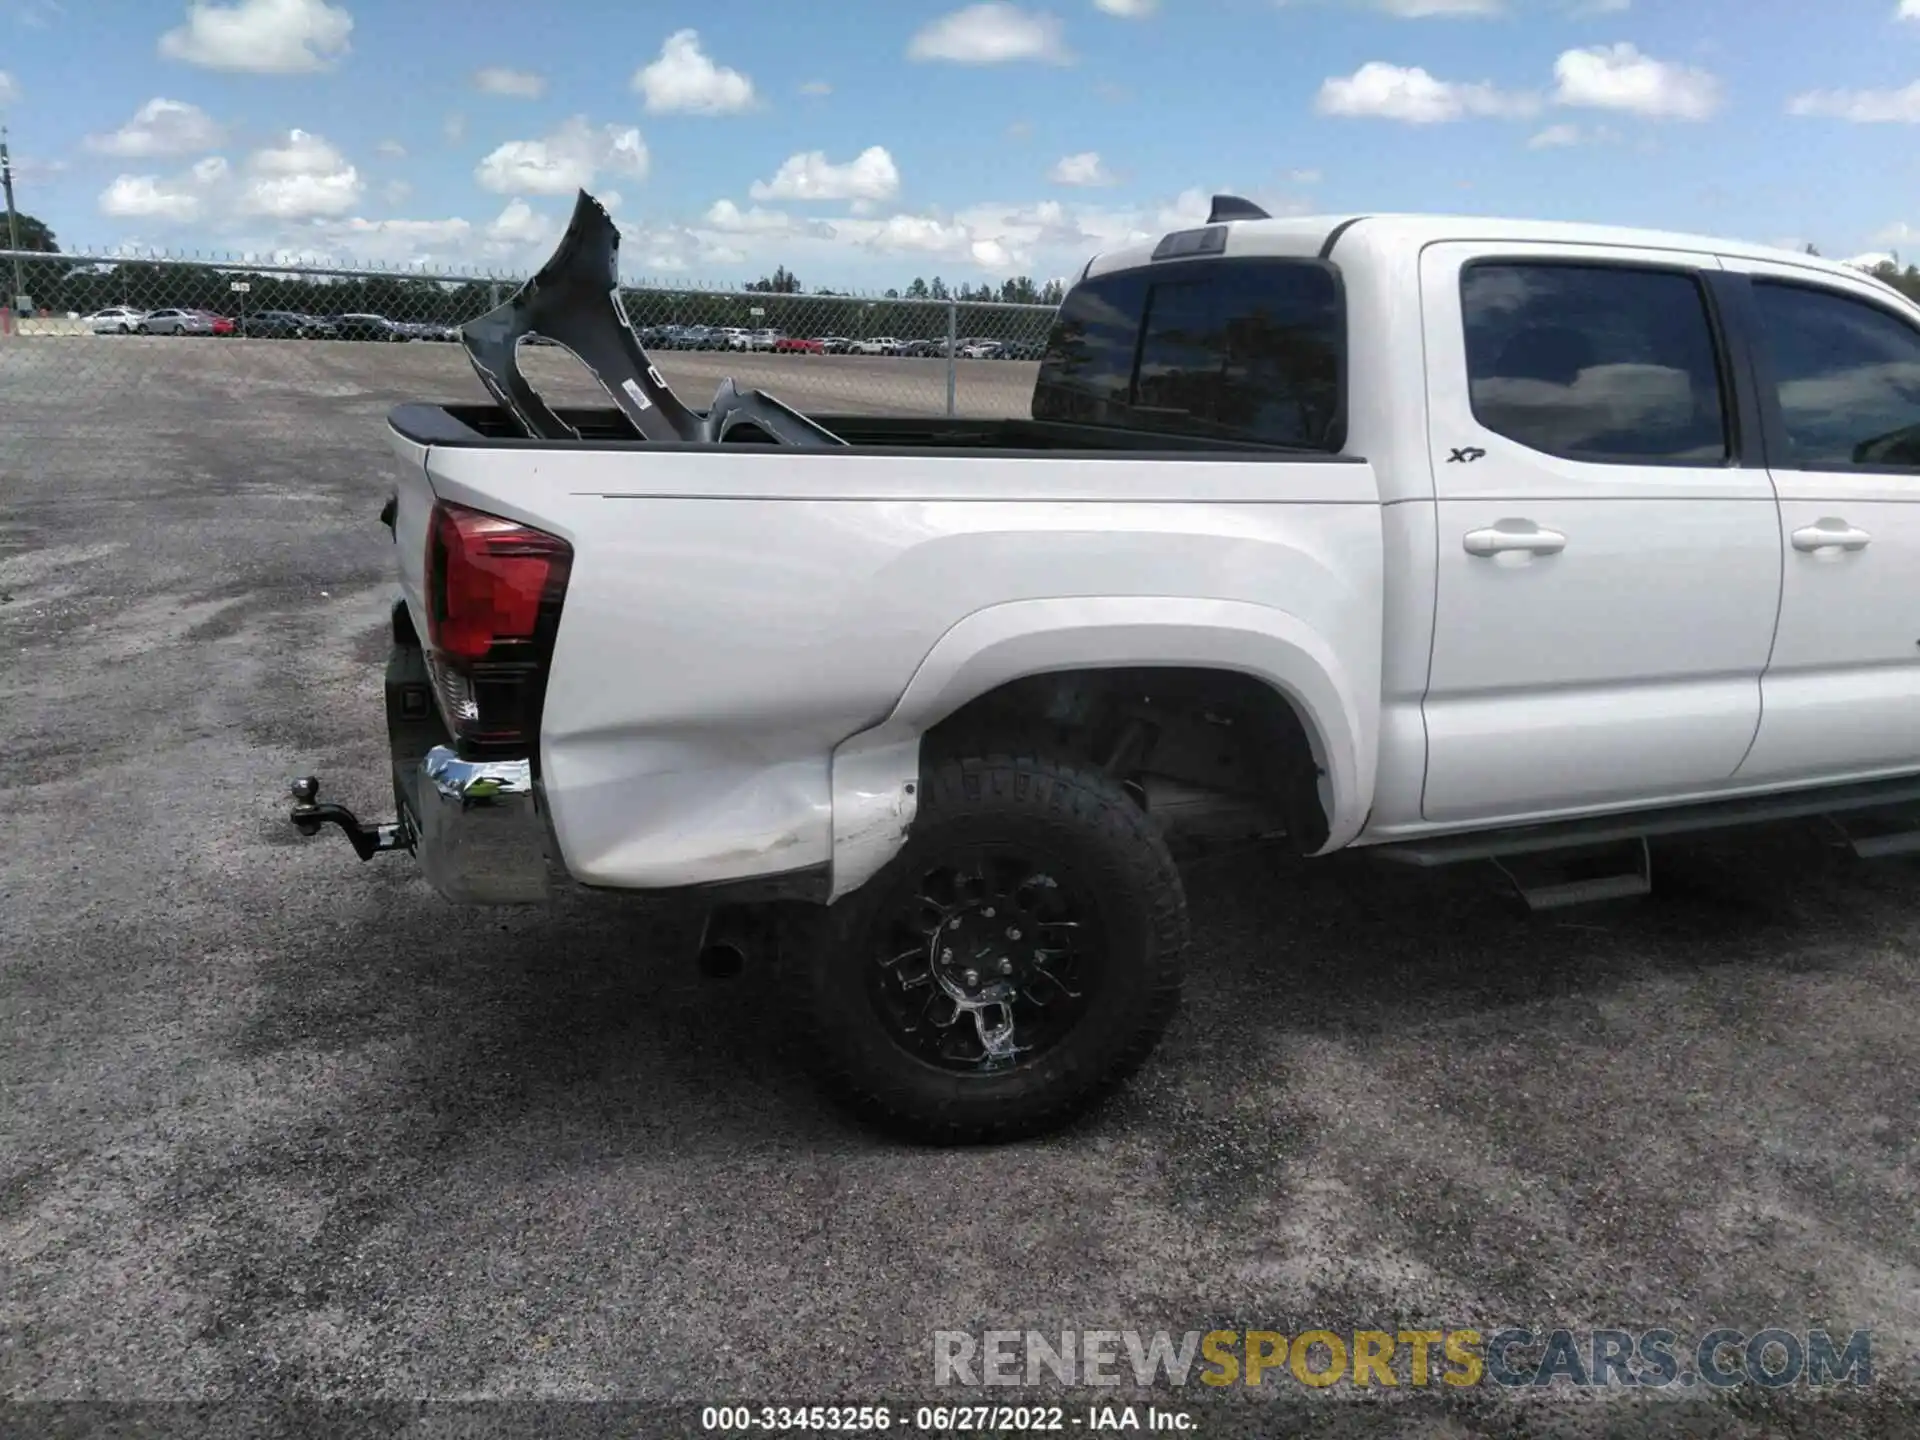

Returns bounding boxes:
[1803,244,1920,304]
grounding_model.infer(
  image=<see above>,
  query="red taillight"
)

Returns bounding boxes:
[428,502,569,660]
[424,500,572,750]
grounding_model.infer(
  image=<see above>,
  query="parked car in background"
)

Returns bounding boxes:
[959,339,1004,360]
[852,336,901,355]
[197,310,236,336]
[743,328,784,351]
[247,310,334,339]
[394,320,457,343]
[662,325,716,350]
[996,339,1045,361]
[330,313,407,342]
[814,335,855,354]
[774,336,824,354]
[137,308,217,337]
[84,307,147,335]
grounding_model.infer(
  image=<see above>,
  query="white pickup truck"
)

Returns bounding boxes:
[289,191,1920,1143]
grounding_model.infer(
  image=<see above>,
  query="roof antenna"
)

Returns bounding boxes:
[1206,194,1270,224]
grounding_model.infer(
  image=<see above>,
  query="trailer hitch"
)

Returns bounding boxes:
[287,776,410,861]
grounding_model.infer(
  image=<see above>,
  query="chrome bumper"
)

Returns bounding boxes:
[407,746,553,905]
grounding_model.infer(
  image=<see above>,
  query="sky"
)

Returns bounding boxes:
[0,0,1917,290]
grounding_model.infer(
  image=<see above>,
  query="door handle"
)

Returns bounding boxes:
[1791,521,1872,554]
[1463,523,1567,558]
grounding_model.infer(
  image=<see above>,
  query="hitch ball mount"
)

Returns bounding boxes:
[288,776,410,861]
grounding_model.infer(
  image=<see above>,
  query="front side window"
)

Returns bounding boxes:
[1461,262,1728,464]
[1033,260,1343,449]
[1750,281,1920,470]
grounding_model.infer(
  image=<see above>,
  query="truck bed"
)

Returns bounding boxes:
[390,402,1358,460]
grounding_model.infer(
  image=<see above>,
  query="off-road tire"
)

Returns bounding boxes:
[781,751,1189,1144]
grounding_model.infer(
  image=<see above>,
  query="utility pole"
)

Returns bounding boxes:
[1,126,24,310]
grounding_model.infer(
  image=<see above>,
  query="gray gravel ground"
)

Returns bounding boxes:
[4,337,1920,1438]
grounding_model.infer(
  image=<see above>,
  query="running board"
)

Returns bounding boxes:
[1372,775,1920,869]
[1489,839,1651,913]
[1825,808,1920,859]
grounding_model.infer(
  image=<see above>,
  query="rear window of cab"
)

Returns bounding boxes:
[1032,257,1346,450]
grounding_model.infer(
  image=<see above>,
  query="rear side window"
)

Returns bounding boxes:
[1032,260,1344,449]
[1461,262,1728,464]
[1749,281,1920,471]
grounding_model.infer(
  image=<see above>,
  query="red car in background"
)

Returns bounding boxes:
[195,310,236,336]
[773,336,824,354]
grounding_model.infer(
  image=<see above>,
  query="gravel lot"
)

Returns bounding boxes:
[3,336,1919,1436]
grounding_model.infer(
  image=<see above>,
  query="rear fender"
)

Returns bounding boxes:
[828,596,1376,900]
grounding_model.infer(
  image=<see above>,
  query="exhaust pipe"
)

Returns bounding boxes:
[695,904,762,979]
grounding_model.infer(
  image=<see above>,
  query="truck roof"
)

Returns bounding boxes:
[1083,209,1898,298]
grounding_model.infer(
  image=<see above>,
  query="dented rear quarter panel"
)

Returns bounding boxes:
[415,443,1384,893]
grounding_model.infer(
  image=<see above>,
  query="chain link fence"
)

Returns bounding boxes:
[0,249,1062,486]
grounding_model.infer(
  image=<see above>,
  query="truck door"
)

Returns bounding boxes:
[1717,258,1920,784]
[1416,241,1784,824]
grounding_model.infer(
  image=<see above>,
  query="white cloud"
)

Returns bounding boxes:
[381,179,411,205]
[486,198,552,247]
[272,199,570,271]
[862,213,979,256]
[1552,44,1720,119]
[705,199,800,234]
[598,190,623,214]
[237,129,362,218]
[318,215,473,265]
[158,0,352,74]
[1094,0,1155,14]
[443,112,467,144]
[99,172,210,223]
[633,29,756,114]
[375,138,406,158]
[1375,0,1501,13]
[672,187,1272,283]
[749,145,901,202]
[473,66,545,99]
[1528,122,1584,148]
[1789,81,1920,123]
[475,115,650,195]
[1286,167,1323,184]
[800,80,832,95]
[1870,221,1917,248]
[1048,151,1114,186]
[1317,61,1539,122]
[1901,0,1920,18]
[85,98,224,157]
[0,71,17,106]
[96,155,232,227]
[907,4,1073,64]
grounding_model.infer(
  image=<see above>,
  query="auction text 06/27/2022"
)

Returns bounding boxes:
[699,1406,1195,1432]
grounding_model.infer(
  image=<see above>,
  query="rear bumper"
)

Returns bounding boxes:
[403,747,553,905]
[385,608,555,905]
[286,599,555,905]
